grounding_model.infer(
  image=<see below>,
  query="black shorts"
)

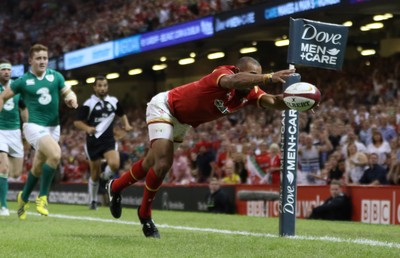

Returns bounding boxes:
[85,139,117,161]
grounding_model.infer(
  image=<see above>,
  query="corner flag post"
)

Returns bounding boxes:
[279,18,349,237]
[279,72,300,236]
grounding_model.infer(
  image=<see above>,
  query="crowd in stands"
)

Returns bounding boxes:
[11,54,398,188]
[0,0,259,64]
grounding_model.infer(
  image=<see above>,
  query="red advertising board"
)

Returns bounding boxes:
[235,185,400,225]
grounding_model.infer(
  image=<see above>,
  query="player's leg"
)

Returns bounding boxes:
[34,135,61,216]
[0,151,9,216]
[88,159,101,210]
[17,150,45,219]
[110,153,150,194]
[103,148,120,180]
[106,150,153,219]
[0,156,23,216]
[8,156,23,179]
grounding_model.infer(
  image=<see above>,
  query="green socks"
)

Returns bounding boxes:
[21,164,56,202]
[39,163,56,197]
[0,177,8,208]
[21,172,39,202]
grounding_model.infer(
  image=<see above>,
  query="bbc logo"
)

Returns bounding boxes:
[361,200,390,224]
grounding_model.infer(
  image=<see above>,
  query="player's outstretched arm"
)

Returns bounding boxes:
[270,69,296,83]
[259,94,288,110]
[220,69,295,89]
[0,87,15,112]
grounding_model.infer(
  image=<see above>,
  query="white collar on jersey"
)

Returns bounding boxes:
[90,94,111,103]
[29,68,47,80]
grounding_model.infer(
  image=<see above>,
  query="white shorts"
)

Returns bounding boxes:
[0,129,24,158]
[23,123,60,150]
[146,92,190,149]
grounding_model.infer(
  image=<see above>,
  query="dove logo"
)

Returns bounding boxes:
[301,24,342,45]
[286,172,294,184]
[327,48,340,55]
[283,185,295,214]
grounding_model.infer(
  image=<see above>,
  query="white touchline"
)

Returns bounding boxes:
[12,211,400,249]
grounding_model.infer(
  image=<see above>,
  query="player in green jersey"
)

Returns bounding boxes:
[0,59,28,216]
[0,44,78,219]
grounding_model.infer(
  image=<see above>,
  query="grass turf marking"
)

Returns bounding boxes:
[10,210,400,249]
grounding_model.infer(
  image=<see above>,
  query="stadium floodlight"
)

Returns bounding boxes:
[342,21,353,27]
[160,56,167,62]
[152,64,167,71]
[275,39,290,47]
[178,57,195,65]
[190,52,196,58]
[360,26,369,31]
[86,77,95,84]
[361,49,376,56]
[106,73,120,80]
[239,47,257,53]
[128,68,143,75]
[373,13,393,21]
[365,22,384,30]
[207,52,225,60]
[65,80,78,87]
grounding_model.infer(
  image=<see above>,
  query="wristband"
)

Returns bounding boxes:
[264,73,273,84]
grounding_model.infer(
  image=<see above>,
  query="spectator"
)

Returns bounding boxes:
[264,143,281,185]
[221,159,241,184]
[169,147,195,184]
[251,141,271,184]
[206,177,233,213]
[326,159,346,184]
[298,134,331,184]
[359,153,388,185]
[306,180,352,221]
[366,130,391,168]
[377,114,397,143]
[192,144,216,183]
[340,129,367,159]
[344,143,368,185]
[387,159,400,185]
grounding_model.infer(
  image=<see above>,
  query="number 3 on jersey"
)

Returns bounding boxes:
[4,98,15,111]
[37,87,52,105]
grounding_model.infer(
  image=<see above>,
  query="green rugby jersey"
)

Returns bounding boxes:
[0,80,22,130]
[11,69,66,126]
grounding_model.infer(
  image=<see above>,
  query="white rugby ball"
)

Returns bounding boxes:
[283,82,321,111]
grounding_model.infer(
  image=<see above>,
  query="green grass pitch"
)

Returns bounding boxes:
[1,202,399,258]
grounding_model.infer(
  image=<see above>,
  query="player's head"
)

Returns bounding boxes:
[235,57,262,96]
[93,75,109,98]
[29,44,48,76]
[209,177,221,193]
[235,56,262,74]
[0,59,12,84]
[329,179,343,198]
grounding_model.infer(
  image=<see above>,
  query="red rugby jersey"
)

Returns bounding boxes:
[167,65,266,127]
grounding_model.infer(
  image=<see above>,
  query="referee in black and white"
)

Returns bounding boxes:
[74,75,132,210]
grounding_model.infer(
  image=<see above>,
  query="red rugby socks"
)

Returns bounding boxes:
[112,158,147,193]
[139,168,163,219]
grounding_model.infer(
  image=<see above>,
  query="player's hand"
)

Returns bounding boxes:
[87,127,96,135]
[65,99,78,109]
[271,69,296,83]
[123,124,133,132]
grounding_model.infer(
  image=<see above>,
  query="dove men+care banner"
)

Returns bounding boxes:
[279,73,301,236]
[287,18,349,70]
